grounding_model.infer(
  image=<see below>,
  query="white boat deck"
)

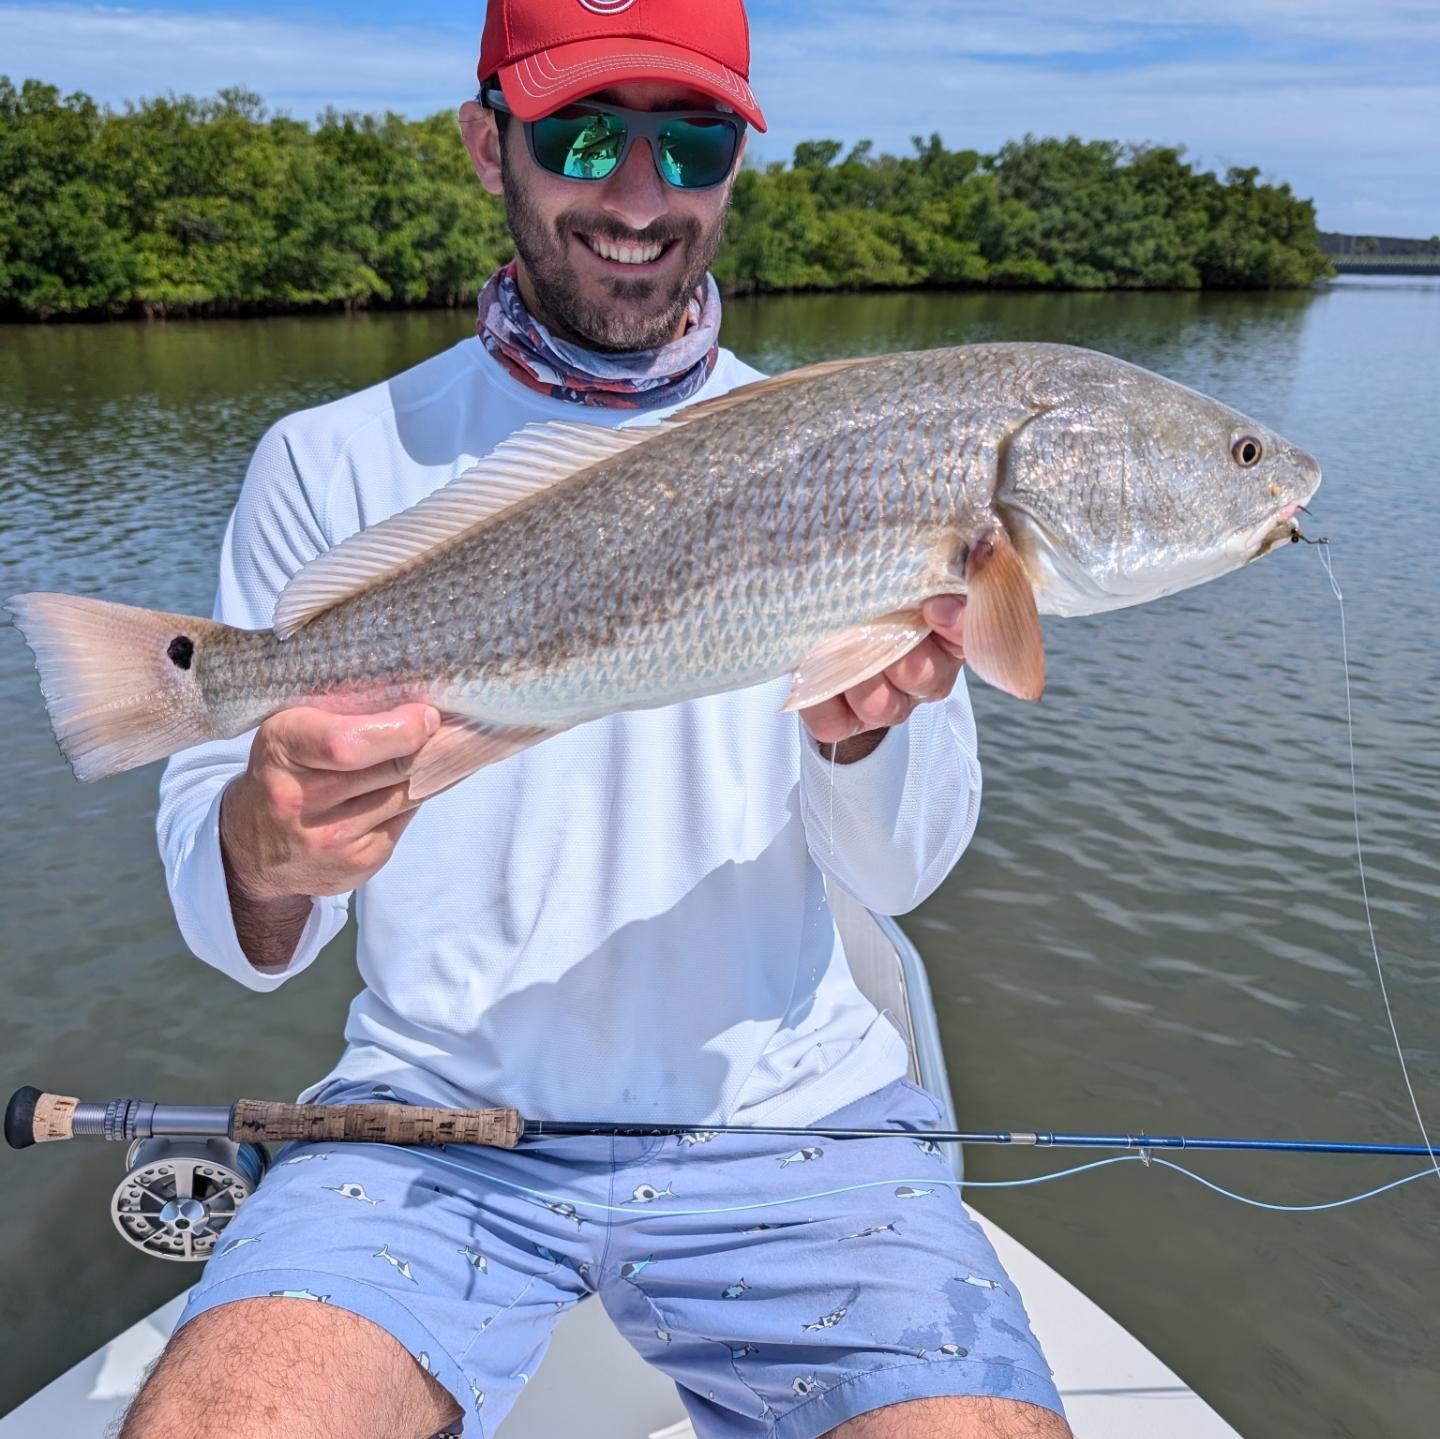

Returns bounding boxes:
[1,897,1241,1437]
[0,1211,1240,1439]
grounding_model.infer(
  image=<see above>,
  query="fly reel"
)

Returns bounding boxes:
[111,1136,268,1261]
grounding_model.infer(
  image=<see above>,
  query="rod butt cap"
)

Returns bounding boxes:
[5,1087,41,1149]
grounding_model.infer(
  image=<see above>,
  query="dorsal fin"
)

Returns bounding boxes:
[270,354,875,636]
[272,418,669,637]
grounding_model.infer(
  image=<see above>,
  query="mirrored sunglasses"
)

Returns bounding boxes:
[481,87,745,191]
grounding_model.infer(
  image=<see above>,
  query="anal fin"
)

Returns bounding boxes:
[781,612,931,712]
[964,530,1045,700]
[408,716,558,800]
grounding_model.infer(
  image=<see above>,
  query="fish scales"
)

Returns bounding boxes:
[262,357,1010,727]
[6,343,1321,788]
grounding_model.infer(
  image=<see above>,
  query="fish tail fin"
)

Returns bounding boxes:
[5,592,254,781]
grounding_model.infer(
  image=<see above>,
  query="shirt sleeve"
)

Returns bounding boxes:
[154,423,352,992]
[796,671,983,915]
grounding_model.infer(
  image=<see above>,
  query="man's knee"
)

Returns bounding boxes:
[119,1298,461,1439]
[827,1394,1072,1438]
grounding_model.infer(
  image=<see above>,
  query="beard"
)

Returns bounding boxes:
[501,152,730,353]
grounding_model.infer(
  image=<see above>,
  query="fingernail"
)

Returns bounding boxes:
[930,597,963,628]
[423,708,441,736]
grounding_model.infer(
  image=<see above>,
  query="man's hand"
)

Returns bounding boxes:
[219,703,440,969]
[799,597,966,761]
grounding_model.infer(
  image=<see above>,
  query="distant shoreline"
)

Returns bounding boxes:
[1,276,1351,327]
[1,78,1335,321]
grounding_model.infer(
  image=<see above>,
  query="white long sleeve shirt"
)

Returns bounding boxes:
[156,336,983,1126]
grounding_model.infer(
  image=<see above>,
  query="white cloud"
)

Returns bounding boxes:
[745,3,1440,235]
[1,1,1435,235]
[0,3,479,113]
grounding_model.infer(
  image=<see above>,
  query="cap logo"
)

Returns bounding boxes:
[578,0,637,12]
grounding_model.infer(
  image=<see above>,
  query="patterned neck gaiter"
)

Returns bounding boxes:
[476,260,721,410]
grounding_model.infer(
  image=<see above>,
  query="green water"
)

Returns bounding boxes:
[2,279,1437,1436]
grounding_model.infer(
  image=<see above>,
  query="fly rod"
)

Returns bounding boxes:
[8,1086,1436,1159]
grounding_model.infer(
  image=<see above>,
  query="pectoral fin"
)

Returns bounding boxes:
[963,530,1045,700]
[408,716,558,800]
[781,612,931,712]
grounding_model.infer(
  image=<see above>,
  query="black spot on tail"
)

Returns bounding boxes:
[167,635,194,670]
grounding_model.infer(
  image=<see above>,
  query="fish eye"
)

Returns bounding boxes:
[1232,436,1263,468]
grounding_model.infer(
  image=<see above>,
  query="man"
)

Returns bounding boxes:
[127,2,1070,1436]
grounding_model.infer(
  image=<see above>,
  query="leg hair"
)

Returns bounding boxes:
[118,1298,462,1439]
[826,1395,1073,1439]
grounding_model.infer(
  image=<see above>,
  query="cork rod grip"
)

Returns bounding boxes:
[229,1099,523,1149]
[5,1088,78,1148]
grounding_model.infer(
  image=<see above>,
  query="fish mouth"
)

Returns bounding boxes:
[1230,505,1303,565]
[1010,503,1305,619]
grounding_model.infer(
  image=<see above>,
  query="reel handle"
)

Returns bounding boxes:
[5,1087,78,1148]
[230,1099,523,1148]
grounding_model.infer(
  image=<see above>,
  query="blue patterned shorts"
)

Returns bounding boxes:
[176,1075,1062,1437]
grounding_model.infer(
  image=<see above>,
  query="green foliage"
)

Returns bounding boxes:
[719,133,1329,295]
[0,79,1331,318]
[0,79,515,317]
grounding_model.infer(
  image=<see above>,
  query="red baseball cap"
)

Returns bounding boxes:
[478,0,767,132]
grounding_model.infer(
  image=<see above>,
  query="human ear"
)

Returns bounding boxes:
[458,100,504,196]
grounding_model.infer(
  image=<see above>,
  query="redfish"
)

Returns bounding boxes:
[6,343,1321,797]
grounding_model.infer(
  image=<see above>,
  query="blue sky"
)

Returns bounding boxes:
[3,1,1436,236]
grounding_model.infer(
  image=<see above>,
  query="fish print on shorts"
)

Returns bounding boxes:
[677,1131,720,1146]
[458,1245,488,1273]
[895,1185,933,1199]
[622,1257,658,1282]
[219,1234,263,1255]
[278,1151,328,1166]
[802,1304,848,1332]
[326,1181,380,1205]
[961,1274,1003,1290]
[375,1244,418,1283]
[544,1201,584,1228]
[269,1288,329,1302]
[721,1343,771,1420]
[626,1182,675,1203]
[840,1223,899,1241]
[779,1147,824,1167]
[721,1278,751,1299]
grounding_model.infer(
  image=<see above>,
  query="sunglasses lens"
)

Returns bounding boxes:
[532,107,627,180]
[656,117,739,188]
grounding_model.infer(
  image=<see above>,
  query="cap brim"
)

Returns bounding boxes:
[497,37,766,132]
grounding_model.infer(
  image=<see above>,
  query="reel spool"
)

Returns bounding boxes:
[111,1137,268,1261]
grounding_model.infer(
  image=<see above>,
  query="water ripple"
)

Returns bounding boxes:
[4,290,1439,1437]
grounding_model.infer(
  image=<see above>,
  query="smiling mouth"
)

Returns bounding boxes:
[576,232,674,267]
